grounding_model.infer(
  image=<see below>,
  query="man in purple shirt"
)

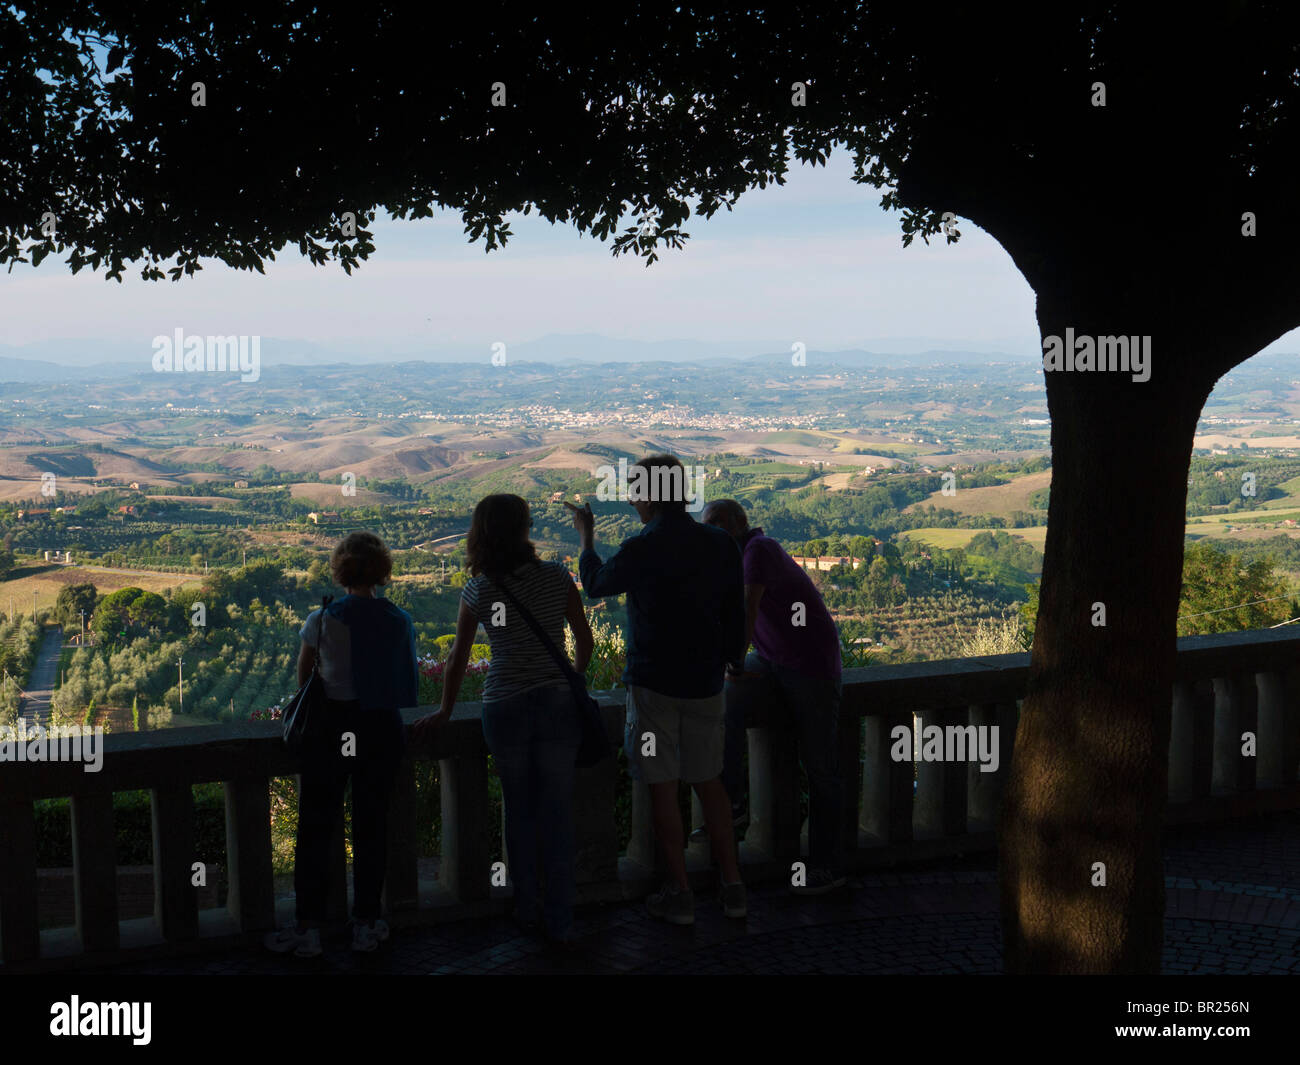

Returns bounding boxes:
[702,498,847,894]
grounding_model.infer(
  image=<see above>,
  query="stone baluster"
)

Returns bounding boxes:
[913,707,968,839]
[0,794,39,962]
[1169,679,1214,803]
[151,783,198,942]
[744,716,801,864]
[223,776,274,934]
[71,789,119,951]
[1255,668,1298,790]
[384,758,420,914]
[861,707,913,845]
[574,745,620,885]
[735,669,800,865]
[835,707,864,864]
[1212,673,1257,794]
[624,776,659,881]
[967,701,1016,832]
[439,750,490,903]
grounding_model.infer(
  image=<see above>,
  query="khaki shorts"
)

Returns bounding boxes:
[625,684,725,785]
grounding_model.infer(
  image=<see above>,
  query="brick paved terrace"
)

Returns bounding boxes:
[2,626,1300,974]
[95,809,1300,975]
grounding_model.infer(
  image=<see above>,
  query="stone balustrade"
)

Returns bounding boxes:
[2,626,1298,970]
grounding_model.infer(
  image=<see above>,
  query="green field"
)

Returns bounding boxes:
[1187,507,1300,526]
[905,469,1051,518]
[900,527,1049,552]
[737,461,819,475]
[757,429,925,456]
[1259,474,1300,508]
[0,564,202,619]
[760,430,838,448]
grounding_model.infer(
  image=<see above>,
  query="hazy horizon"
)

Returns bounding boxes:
[7,151,1300,363]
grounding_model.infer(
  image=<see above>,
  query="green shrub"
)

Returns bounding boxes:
[33,784,227,867]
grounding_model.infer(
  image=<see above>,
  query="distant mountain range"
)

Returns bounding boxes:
[0,333,1045,383]
[2,333,1296,383]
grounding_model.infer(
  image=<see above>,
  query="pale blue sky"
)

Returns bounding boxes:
[1,151,1297,359]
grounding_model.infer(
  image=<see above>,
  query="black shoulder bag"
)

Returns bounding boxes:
[282,594,334,754]
[494,576,611,768]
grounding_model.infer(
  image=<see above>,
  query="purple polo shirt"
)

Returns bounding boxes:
[741,528,842,679]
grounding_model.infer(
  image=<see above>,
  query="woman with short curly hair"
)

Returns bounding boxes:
[331,530,393,588]
[266,531,417,957]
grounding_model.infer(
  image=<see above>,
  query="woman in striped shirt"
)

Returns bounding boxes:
[414,493,593,944]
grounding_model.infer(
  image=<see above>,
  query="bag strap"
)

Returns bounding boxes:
[311,594,334,674]
[492,572,581,685]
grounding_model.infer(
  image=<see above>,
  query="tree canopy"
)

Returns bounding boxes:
[1177,541,1296,636]
[3,4,1296,369]
[54,581,98,631]
[1023,543,1298,640]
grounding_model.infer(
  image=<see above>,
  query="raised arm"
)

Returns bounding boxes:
[567,499,635,599]
[565,578,594,674]
[579,538,639,603]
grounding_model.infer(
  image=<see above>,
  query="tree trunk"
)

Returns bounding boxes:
[999,298,1216,973]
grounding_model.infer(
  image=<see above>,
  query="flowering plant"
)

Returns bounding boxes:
[249,702,283,722]
[418,655,489,679]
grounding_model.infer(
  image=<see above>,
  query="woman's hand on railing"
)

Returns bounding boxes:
[410,707,453,744]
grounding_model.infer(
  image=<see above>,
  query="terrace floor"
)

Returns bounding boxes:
[101,809,1300,975]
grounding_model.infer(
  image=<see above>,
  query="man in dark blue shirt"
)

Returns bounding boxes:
[568,454,746,925]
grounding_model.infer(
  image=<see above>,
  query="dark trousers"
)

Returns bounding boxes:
[724,652,844,870]
[295,699,404,923]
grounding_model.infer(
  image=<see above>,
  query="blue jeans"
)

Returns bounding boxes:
[724,652,844,870]
[482,684,582,938]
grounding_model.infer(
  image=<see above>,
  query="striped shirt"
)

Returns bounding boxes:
[461,561,573,701]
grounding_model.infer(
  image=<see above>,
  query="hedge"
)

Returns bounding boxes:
[34,784,226,867]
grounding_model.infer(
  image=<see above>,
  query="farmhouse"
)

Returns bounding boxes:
[789,555,865,572]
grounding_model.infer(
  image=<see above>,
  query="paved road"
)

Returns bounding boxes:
[18,626,63,731]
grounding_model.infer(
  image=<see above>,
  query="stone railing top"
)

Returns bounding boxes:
[4,626,1299,800]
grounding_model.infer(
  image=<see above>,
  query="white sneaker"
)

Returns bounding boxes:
[351,919,390,952]
[264,924,322,958]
